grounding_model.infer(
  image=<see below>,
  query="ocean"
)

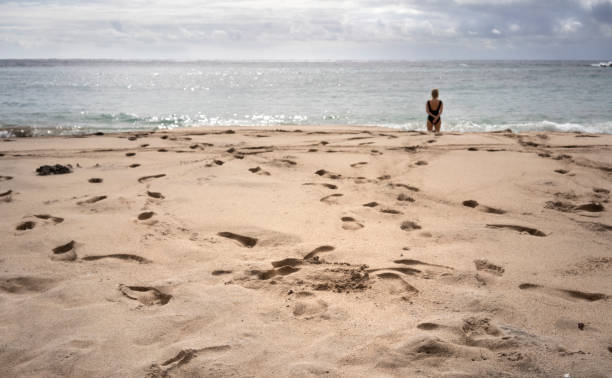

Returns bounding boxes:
[1,60,611,137]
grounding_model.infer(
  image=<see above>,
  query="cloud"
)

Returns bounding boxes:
[557,18,583,33]
[0,0,610,59]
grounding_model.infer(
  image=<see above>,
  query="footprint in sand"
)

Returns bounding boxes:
[575,202,604,212]
[417,322,440,330]
[138,211,155,220]
[147,190,164,199]
[34,214,64,223]
[211,270,232,276]
[51,240,77,261]
[303,182,337,190]
[368,266,421,276]
[350,162,368,168]
[463,200,479,208]
[415,161,428,166]
[574,220,612,232]
[462,200,506,214]
[485,203,509,213]
[1,189,12,202]
[341,216,363,230]
[0,175,14,181]
[77,195,107,205]
[519,283,607,302]
[474,259,505,276]
[271,258,304,268]
[545,201,604,213]
[321,193,343,203]
[16,221,35,231]
[363,202,379,207]
[400,221,421,231]
[249,167,271,176]
[486,224,546,237]
[119,284,171,306]
[138,174,165,183]
[381,208,403,215]
[217,232,258,248]
[544,201,575,212]
[388,183,420,192]
[129,163,141,168]
[374,271,419,295]
[315,169,341,179]
[248,265,301,280]
[293,298,329,318]
[303,245,335,260]
[353,177,371,184]
[397,194,415,202]
[274,159,297,166]
[82,254,150,263]
[147,346,231,377]
[88,178,103,183]
[554,169,569,174]
[126,152,136,157]
[394,259,454,270]
[0,276,57,294]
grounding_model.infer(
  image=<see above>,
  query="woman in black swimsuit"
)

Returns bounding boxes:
[426,88,443,132]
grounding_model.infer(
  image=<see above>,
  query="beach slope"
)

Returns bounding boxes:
[1,126,611,377]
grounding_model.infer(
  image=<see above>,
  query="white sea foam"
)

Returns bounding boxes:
[377,120,612,134]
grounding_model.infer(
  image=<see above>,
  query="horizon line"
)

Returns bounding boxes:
[0,58,608,63]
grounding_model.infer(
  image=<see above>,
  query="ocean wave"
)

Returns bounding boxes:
[371,119,612,134]
[590,61,612,67]
[2,117,611,137]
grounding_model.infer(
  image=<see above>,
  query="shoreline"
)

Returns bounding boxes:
[2,123,612,139]
[1,126,611,376]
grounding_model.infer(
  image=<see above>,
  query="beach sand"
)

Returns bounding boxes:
[1,126,611,377]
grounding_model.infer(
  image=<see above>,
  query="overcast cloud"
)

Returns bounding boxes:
[0,0,611,59]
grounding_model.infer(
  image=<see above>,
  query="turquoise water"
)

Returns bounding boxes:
[1,60,611,136]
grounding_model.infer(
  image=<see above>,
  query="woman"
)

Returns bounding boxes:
[426,89,443,132]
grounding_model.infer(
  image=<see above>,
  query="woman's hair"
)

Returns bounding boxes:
[431,88,439,98]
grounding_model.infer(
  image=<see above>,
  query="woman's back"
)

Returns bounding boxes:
[427,99,441,114]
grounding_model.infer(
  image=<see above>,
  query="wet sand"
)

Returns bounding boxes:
[1,126,611,377]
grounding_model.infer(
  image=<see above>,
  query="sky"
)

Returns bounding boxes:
[1,0,611,60]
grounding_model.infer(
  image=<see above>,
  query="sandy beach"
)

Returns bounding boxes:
[1,126,611,377]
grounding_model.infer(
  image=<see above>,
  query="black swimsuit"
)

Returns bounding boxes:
[427,100,442,124]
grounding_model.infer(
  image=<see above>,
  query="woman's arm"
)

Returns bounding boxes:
[425,101,434,118]
[433,102,443,122]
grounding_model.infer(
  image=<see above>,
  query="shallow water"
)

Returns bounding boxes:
[1,60,611,136]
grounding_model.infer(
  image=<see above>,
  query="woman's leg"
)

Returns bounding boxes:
[434,119,441,132]
[427,120,433,132]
